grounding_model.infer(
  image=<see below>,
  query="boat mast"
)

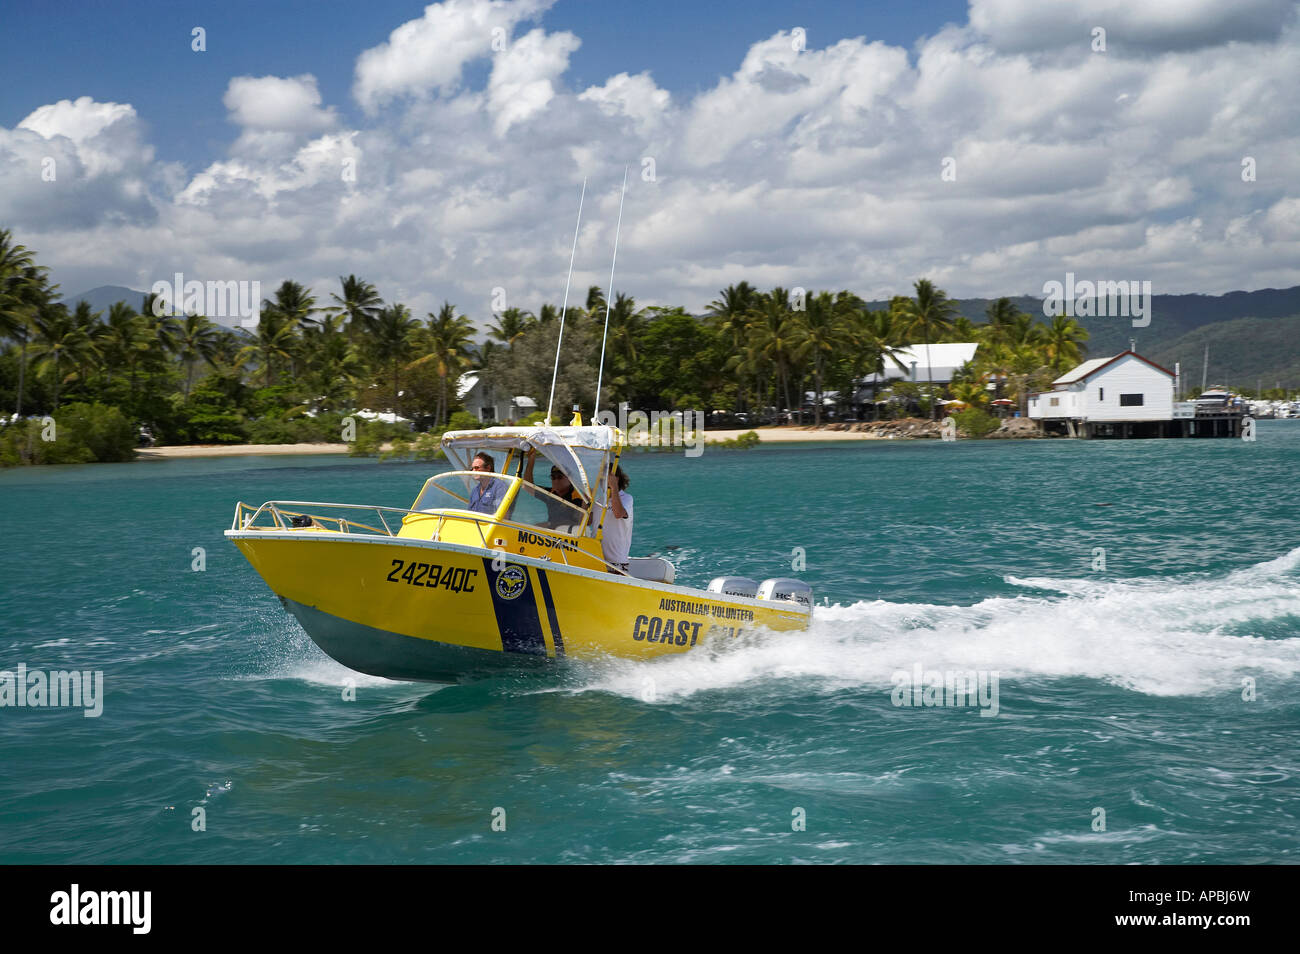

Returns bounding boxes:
[594,166,628,418]
[545,178,587,425]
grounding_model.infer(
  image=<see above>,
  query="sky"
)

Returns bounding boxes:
[1,0,1298,329]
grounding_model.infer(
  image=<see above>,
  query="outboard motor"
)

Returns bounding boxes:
[758,577,814,608]
[707,576,759,598]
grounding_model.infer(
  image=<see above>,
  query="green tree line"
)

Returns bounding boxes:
[1,227,1093,461]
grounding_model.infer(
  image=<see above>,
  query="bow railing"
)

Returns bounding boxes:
[229,500,633,575]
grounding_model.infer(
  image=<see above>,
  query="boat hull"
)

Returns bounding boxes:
[228,531,810,682]
[279,597,554,682]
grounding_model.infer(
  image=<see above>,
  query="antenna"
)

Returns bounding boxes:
[546,178,587,425]
[594,166,628,418]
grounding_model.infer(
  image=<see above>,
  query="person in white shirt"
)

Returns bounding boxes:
[600,464,633,573]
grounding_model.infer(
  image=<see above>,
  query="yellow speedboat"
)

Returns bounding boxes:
[227,423,812,682]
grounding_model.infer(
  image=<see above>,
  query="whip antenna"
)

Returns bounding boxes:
[594,166,628,418]
[546,177,587,425]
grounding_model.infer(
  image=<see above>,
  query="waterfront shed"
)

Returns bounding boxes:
[1029,351,1174,424]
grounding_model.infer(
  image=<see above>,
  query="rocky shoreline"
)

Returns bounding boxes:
[792,417,1045,439]
[131,419,1046,457]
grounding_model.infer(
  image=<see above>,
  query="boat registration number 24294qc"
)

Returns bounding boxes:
[227,421,813,683]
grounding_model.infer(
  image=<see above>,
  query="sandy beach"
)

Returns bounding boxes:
[703,427,891,442]
[135,442,353,459]
[132,427,893,459]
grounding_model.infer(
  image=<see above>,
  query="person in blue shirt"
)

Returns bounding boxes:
[467,452,507,514]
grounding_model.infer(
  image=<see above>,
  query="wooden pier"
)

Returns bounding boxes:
[1042,408,1246,439]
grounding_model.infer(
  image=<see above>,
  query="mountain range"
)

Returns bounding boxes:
[864,286,1300,391]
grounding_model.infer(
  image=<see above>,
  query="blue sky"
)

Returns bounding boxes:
[2,0,969,173]
[1,0,1297,319]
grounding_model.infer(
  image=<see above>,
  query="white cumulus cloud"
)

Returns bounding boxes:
[487,27,580,135]
[969,0,1298,53]
[4,3,1300,322]
[353,0,554,113]
[223,75,337,132]
[579,72,672,138]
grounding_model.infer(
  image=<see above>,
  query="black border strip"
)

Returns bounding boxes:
[536,568,564,657]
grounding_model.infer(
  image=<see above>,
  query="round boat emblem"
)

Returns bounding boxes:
[495,565,527,601]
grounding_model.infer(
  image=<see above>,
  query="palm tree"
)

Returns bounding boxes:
[145,307,182,362]
[984,298,1023,343]
[584,285,606,318]
[603,293,646,364]
[724,342,769,423]
[978,298,1023,399]
[708,282,757,337]
[0,229,34,285]
[68,300,105,397]
[802,291,849,425]
[950,315,979,342]
[471,339,502,372]
[304,317,367,412]
[98,302,144,390]
[0,232,51,415]
[268,280,318,332]
[237,310,299,388]
[1043,314,1090,374]
[29,302,96,408]
[1,274,38,416]
[707,282,759,412]
[1006,343,1050,417]
[175,313,223,397]
[949,377,990,407]
[206,326,249,378]
[973,304,1050,417]
[327,275,383,338]
[369,303,420,415]
[848,308,911,417]
[901,279,958,419]
[486,307,530,348]
[410,302,477,426]
[746,289,803,423]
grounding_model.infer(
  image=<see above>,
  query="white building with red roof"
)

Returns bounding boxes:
[1029,351,1175,424]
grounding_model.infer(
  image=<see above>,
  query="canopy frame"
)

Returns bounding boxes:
[440,424,624,504]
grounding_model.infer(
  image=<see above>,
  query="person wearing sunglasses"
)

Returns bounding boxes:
[524,447,585,528]
[467,452,508,514]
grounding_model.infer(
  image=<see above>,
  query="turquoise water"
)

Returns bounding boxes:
[1,426,1298,863]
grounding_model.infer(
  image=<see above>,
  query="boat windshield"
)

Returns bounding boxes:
[413,472,487,512]
[508,481,589,533]
[412,472,589,532]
